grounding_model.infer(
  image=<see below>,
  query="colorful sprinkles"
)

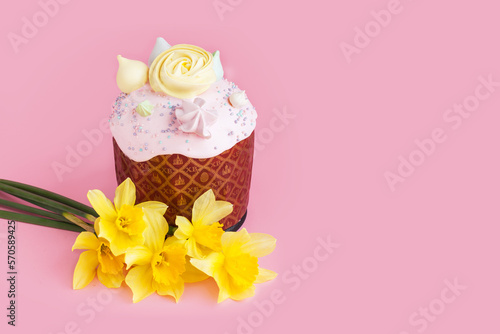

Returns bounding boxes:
[109,81,256,159]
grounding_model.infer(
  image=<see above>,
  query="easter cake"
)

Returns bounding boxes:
[109,38,257,230]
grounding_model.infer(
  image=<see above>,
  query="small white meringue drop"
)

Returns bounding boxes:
[116,55,148,93]
[148,37,172,66]
[135,100,155,117]
[212,50,224,81]
[229,91,249,108]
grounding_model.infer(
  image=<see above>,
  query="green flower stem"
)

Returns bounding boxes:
[0,182,96,222]
[0,179,97,217]
[0,210,85,232]
[0,198,65,221]
[62,213,95,233]
[18,197,95,228]
[20,197,78,218]
[168,226,177,236]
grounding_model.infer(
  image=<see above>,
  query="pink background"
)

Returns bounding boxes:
[1,0,499,333]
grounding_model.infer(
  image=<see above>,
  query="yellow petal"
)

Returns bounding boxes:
[87,190,117,221]
[200,201,233,226]
[136,201,168,216]
[73,250,99,290]
[72,232,99,251]
[190,252,224,277]
[125,265,155,303]
[174,216,193,240]
[164,236,187,247]
[155,278,184,303]
[185,237,205,259]
[125,246,153,269]
[241,233,277,258]
[114,178,136,209]
[109,231,144,256]
[96,218,117,243]
[221,228,251,252]
[192,189,215,224]
[230,285,256,301]
[142,206,169,251]
[94,218,101,236]
[254,268,278,284]
[213,269,231,303]
[97,265,125,288]
[182,256,209,283]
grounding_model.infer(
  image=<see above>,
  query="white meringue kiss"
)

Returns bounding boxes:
[212,50,224,81]
[148,37,172,67]
[116,55,148,93]
[229,91,249,108]
[135,100,155,117]
[176,98,218,138]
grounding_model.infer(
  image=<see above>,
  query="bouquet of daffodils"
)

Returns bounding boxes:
[0,178,276,303]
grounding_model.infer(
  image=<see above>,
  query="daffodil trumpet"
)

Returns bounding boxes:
[190,228,277,303]
[174,189,232,259]
[72,220,126,289]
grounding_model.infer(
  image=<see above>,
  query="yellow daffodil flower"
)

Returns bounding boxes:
[190,228,277,303]
[124,204,187,303]
[174,189,233,259]
[72,219,125,289]
[181,256,210,283]
[87,178,163,255]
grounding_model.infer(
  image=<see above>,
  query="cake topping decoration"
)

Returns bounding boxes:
[116,55,149,93]
[148,37,172,66]
[111,72,257,160]
[135,100,155,117]
[212,50,224,81]
[176,97,218,138]
[149,44,216,99]
[229,91,249,108]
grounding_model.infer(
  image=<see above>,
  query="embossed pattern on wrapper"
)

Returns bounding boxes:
[113,132,254,229]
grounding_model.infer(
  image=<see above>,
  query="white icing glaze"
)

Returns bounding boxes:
[110,79,257,161]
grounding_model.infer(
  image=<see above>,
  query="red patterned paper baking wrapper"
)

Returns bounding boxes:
[113,132,255,230]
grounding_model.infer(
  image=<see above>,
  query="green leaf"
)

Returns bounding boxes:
[0,210,85,232]
[0,198,64,221]
[168,225,177,236]
[0,182,95,221]
[0,179,97,217]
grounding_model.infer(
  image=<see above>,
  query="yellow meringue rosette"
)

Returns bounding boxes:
[149,44,216,99]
